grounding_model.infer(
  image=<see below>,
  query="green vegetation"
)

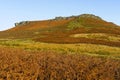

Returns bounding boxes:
[0,39,120,59]
[67,14,117,30]
[67,20,84,30]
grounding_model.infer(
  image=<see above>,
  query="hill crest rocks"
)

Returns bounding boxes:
[54,14,102,21]
[14,14,102,26]
[78,14,102,20]
[15,21,30,26]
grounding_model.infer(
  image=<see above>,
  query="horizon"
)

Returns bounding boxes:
[0,0,120,31]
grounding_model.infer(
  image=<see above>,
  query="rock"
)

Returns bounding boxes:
[54,16,67,20]
[15,21,30,26]
[54,16,77,21]
[78,14,102,20]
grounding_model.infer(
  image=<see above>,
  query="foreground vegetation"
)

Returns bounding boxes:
[0,47,120,80]
[0,39,120,79]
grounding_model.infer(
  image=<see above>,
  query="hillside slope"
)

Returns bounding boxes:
[0,14,120,47]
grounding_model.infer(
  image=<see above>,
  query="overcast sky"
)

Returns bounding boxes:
[0,0,120,31]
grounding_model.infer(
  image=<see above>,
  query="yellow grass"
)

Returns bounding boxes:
[70,33,120,42]
[0,39,120,58]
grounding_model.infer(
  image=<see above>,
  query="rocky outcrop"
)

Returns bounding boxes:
[78,14,102,20]
[54,16,76,21]
[54,17,67,20]
[54,14,102,21]
[15,21,30,26]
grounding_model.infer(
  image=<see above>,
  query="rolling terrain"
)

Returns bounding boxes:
[0,14,120,47]
[0,14,120,80]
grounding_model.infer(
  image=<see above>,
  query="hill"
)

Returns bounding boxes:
[0,14,120,47]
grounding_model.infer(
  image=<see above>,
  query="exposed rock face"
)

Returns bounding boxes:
[54,17,67,20]
[78,14,102,20]
[15,21,29,26]
[54,14,102,21]
[54,16,76,20]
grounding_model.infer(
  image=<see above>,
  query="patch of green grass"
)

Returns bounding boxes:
[0,39,120,59]
[67,20,84,30]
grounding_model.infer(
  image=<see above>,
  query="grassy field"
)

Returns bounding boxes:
[70,33,120,42]
[0,39,120,59]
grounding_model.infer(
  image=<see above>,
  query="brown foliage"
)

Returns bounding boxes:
[8,18,73,31]
[35,28,120,47]
[0,47,120,80]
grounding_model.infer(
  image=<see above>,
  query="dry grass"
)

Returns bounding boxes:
[70,33,120,42]
[0,47,120,80]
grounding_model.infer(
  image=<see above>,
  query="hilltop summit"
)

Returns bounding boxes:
[54,14,102,21]
[78,14,102,20]
[14,14,103,27]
